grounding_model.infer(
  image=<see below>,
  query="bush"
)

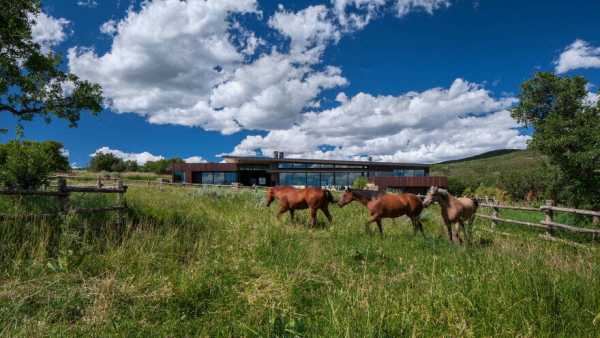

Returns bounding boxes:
[352,176,368,189]
[447,176,468,196]
[0,140,69,189]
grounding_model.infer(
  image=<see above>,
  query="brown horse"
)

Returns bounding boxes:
[338,188,424,236]
[266,186,335,227]
[422,186,478,244]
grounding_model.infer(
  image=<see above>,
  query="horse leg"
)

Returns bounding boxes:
[321,206,333,223]
[459,220,469,245]
[289,209,295,222]
[277,205,288,221]
[376,219,384,237]
[410,217,418,235]
[310,207,318,228]
[445,221,453,242]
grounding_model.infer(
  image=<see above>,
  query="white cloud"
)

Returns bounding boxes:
[269,5,341,60]
[331,0,450,30]
[91,147,164,165]
[68,0,348,134]
[555,39,600,74]
[184,156,207,163]
[229,79,528,163]
[394,0,450,17]
[77,0,98,8]
[99,19,117,35]
[29,11,70,53]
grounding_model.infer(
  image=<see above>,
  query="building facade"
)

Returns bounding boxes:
[170,154,447,193]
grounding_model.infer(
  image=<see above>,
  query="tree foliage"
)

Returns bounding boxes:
[1,0,103,135]
[0,140,69,189]
[88,154,182,174]
[512,72,600,208]
[352,176,368,189]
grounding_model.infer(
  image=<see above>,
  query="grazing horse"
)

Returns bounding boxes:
[422,186,478,244]
[266,186,335,227]
[338,188,424,236]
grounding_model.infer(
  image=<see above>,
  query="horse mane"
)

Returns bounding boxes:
[352,189,384,200]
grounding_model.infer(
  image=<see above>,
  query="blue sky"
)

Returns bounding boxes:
[2,0,600,166]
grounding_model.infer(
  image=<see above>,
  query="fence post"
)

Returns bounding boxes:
[492,201,500,229]
[543,200,555,235]
[57,178,69,215]
[96,176,103,189]
[116,178,125,227]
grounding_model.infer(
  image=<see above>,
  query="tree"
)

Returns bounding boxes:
[1,0,103,135]
[352,176,368,189]
[142,158,184,174]
[512,72,600,208]
[89,153,122,172]
[0,140,69,189]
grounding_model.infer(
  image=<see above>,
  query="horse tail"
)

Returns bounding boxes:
[325,190,335,203]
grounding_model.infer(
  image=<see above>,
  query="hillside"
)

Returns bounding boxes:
[431,149,547,187]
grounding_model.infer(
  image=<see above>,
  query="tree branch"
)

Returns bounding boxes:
[0,103,44,116]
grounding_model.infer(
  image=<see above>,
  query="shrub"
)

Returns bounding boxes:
[0,140,69,189]
[352,176,368,189]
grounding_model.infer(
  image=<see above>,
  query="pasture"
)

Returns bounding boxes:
[1,185,599,337]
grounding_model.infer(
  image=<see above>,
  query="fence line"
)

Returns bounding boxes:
[476,198,600,236]
[0,177,127,223]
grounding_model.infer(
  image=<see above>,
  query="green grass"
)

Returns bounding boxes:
[431,149,546,187]
[1,186,599,337]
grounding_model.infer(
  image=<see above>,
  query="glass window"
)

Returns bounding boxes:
[414,169,425,177]
[321,173,334,186]
[369,171,391,177]
[173,171,185,183]
[335,172,349,186]
[202,172,213,184]
[292,172,306,186]
[258,177,266,185]
[306,173,320,186]
[348,172,362,186]
[279,173,293,185]
[278,162,307,169]
[224,172,237,184]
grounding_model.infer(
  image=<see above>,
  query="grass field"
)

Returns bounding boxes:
[1,185,599,337]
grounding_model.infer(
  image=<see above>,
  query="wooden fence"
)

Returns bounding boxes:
[476,199,600,236]
[0,177,128,223]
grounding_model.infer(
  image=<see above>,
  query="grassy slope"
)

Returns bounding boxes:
[431,149,546,186]
[1,186,599,337]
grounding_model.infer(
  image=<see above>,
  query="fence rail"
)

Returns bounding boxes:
[0,177,127,223]
[476,199,600,236]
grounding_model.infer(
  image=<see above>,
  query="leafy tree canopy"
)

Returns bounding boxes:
[1,0,103,135]
[0,140,69,189]
[512,72,600,208]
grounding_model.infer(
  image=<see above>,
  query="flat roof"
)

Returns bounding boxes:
[221,155,429,168]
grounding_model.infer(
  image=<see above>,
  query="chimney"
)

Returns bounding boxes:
[273,151,279,159]
[279,152,285,159]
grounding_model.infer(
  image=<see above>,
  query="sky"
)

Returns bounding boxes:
[2,0,600,167]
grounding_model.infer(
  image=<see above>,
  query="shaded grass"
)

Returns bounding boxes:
[0,185,599,336]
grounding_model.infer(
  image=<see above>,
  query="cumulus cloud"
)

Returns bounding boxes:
[91,147,164,165]
[269,5,341,60]
[184,156,207,163]
[555,39,600,74]
[229,79,528,163]
[68,0,348,134]
[29,11,70,53]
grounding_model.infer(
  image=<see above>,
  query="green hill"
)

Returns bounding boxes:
[431,149,547,189]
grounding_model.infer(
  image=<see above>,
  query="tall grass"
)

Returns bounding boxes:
[1,186,599,336]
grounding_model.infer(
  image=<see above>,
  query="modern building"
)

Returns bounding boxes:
[170,152,447,193]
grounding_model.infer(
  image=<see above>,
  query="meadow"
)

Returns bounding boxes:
[1,185,599,337]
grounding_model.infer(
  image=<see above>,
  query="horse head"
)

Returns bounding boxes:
[423,186,448,207]
[337,187,354,207]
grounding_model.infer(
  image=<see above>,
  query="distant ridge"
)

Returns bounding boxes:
[438,149,522,164]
